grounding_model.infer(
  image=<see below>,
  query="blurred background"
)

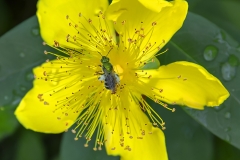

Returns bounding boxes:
[0,0,240,160]
[0,0,38,36]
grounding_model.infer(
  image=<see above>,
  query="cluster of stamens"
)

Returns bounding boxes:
[34,10,189,151]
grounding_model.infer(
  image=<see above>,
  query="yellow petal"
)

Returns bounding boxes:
[103,91,168,160]
[15,61,79,133]
[140,61,229,109]
[138,0,172,12]
[37,0,113,47]
[106,0,188,60]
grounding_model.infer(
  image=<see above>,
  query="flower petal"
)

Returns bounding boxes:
[138,0,172,12]
[140,61,229,109]
[15,62,79,133]
[103,91,168,160]
[106,0,188,60]
[37,0,113,46]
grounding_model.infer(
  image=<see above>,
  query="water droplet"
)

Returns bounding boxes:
[181,125,194,140]
[214,105,224,111]
[31,27,40,36]
[228,55,239,66]
[215,30,226,42]
[225,134,231,142]
[203,45,218,61]
[225,112,231,119]
[25,72,34,81]
[224,127,231,132]
[214,31,233,51]
[2,94,13,105]
[20,85,27,92]
[19,52,25,58]
[4,96,9,100]
[221,62,236,81]
[11,96,21,106]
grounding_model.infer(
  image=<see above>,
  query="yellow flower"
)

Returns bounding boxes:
[15,0,229,159]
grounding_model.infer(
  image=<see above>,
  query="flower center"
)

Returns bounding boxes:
[115,64,124,75]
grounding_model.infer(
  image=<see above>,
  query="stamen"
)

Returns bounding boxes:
[37,10,180,151]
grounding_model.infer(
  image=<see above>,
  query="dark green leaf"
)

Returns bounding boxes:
[214,136,240,160]
[0,132,19,160]
[0,108,18,141]
[15,130,46,160]
[60,130,119,160]
[0,16,49,108]
[159,12,240,149]
[189,0,240,42]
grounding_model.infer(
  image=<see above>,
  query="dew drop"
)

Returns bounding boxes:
[11,96,21,106]
[221,62,236,81]
[214,105,224,111]
[225,134,231,142]
[225,112,231,119]
[25,72,34,81]
[224,127,231,132]
[228,55,239,67]
[2,94,13,105]
[19,52,25,58]
[20,85,27,92]
[4,96,9,100]
[31,27,40,36]
[203,45,218,61]
[215,30,226,43]
[181,125,194,140]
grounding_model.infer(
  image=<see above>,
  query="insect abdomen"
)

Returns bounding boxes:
[104,73,117,93]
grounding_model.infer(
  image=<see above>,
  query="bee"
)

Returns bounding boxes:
[98,49,120,94]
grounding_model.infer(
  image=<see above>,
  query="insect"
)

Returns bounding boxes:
[98,49,120,94]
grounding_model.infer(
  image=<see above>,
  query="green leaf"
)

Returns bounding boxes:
[0,108,18,141]
[0,133,18,160]
[149,100,214,160]
[159,12,240,149]
[60,130,119,160]
[214,136,240,160]
[0,16,49,108]
[189,0,240,42]
[15,130,46,160]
